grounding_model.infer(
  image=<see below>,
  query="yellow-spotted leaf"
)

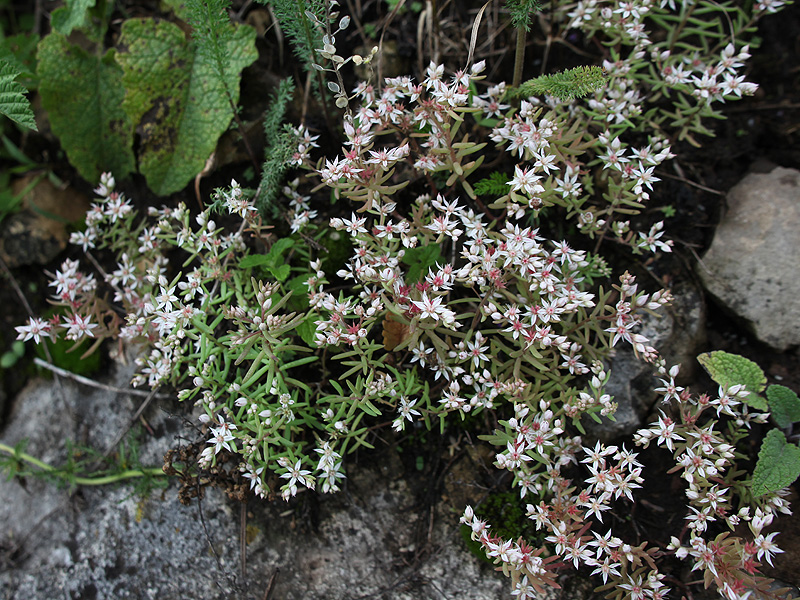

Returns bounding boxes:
[116,18,257,196]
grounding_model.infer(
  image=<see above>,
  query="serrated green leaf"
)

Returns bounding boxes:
[767,385,800,429]
[37,35,134,180]
[269,264,291,281]
[751,429,800,497]
[51,0,96,35]
[269,237,295,257]
[239,254,273,269]
[697,351,767,410]
[286,275,310,309]
[0,59,37,131]
[0,33,39,87]
[402,243,442,283]
[116,18,257,196]
[296,315,317,346]
[239,239,295,270]
[513,65,607,101]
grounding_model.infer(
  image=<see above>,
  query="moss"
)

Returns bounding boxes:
[460,490,544,563]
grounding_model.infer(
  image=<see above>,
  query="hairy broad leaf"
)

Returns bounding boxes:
[697,350,767,410]
[767,385,800,429]
[295,315,317,347]
[51,0,96,35]
[161,0,192,20]
[239,238,295,269]
[0,59,36,131]
[240,238,295,280]
[116,18,257,196]
[751,429,800,497]
[0,33,39,86]
[38,35,135,181]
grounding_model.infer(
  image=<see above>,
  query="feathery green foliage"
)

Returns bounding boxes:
[262,0,326,78]
[505,0,544,31]
[474,171,511,197]
[264,77,296,146]
[185,0,236,102]
[0,59,36,131]
[258,78,298,217]
[511,66,608,101]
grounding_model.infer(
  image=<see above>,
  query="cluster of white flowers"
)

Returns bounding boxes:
[13,0,790,591]
[464,431,667,598]
[633,363,790,598]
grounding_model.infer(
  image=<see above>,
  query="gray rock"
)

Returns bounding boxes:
[586,279,706,441]
[0,364,510,600]
[697,166,800,351]
[0,176,90,268]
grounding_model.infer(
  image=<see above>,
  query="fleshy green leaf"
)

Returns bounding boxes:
[767,385,800,429]
[51,0,96,35]
[751,429,800,497]
[0,59,37,131]
[697,351,767,410]
[116,18,257,196]
[37,35,134,180]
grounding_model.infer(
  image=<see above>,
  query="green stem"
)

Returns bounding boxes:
[667,1,697,55]
[297,0,333,126]
[0,442,166,486]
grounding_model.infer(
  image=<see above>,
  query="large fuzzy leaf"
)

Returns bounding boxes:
[116,18,257,196]
[767,385,800,429]
[51,0,96,35]
[0,59,37,131]
[37,34,134,180]
[697,350,767,410]
[751,429,800,497]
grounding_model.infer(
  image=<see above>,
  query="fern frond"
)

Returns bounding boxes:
[257,126,298,218]
[474,172,511,197]
[0,59,37,131]
[511,66,607,101]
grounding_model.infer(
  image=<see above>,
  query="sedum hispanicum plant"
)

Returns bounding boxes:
[13,0,794,598]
